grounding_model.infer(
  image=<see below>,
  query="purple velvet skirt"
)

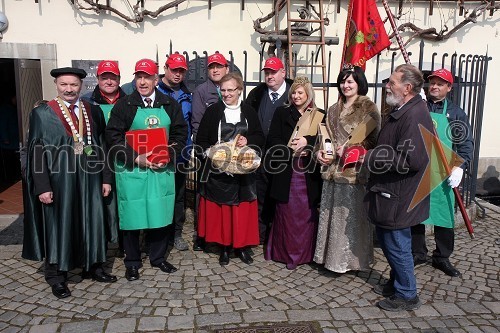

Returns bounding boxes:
[265,159,318,269]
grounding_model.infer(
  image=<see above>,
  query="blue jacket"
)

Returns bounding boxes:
[157,78,192,163]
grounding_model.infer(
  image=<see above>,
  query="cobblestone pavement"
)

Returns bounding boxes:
[0,202,499,333]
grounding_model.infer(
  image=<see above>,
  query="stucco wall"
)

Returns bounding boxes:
[0,0,498,157]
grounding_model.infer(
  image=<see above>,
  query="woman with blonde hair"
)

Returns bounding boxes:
[264,76,324,270]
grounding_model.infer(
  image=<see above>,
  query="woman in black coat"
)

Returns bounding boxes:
[196,73,265,266]
[264,76,323,270]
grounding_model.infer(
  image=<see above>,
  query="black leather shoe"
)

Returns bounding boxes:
[432,259,461,277]
[219,247,230,266]
[153,261,178,273]
[51,282,71,299]
[125,266,140,281]
[92,271,118,283]
[193,238,206,251]
[235,248,253,264]
[413,256,427,267]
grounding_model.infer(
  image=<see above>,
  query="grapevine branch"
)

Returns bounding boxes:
[386,1,500,50]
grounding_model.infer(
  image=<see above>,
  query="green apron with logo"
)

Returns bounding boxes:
[423,100,454,228]
[115,106,175,230]
[99,104,114,124]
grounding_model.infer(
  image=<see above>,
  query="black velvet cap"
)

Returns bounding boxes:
[50,67,87,79]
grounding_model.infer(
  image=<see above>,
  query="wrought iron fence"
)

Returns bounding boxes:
[177,41,491,211]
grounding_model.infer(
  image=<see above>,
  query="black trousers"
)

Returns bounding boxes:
[256,166,275,244]
[123,227,168,267]
[411,224,454,261]
[44,262,67,286]
[172,170,187,240]
[45,262,104,286]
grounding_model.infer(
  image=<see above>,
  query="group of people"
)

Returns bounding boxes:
[21,52,473,313]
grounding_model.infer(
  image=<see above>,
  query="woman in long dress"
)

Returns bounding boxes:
[265,77,324,270]
[196,73,265,266]
[314,65,381,273]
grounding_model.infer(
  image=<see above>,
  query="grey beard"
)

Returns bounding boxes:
[386,93,403,107]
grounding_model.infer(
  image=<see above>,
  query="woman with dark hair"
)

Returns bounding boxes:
[264,76,324,270]
[313,65,381,273]
[196,72,265,266]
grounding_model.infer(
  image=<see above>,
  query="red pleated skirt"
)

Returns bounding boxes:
[198,197,259,248]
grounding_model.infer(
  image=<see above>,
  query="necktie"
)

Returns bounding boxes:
[68,104,78,126]
[271,92,279,103]
[145,98,152,108]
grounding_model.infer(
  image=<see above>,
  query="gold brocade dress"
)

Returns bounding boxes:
[313,97,379,273]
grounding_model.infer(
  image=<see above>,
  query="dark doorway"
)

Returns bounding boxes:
[0,59,21,190]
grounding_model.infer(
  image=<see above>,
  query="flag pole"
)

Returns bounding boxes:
[381,0,474,239]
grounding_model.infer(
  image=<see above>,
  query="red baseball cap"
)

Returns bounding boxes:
[134,58,158,76]
[97,60,120,76]
[166,53,188,70]
[207,52,227,66]
[262,57,284,71]
[428,68,453,84]
[341,145,367,171]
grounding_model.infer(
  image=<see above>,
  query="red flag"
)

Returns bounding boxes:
[341,0,391,70]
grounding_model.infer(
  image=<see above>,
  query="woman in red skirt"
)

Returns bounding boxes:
[196,73,265,265]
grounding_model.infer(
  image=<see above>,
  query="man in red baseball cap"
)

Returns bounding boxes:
[83,60,126,120]
[106,58,188,281]
[191,52,229,141]
[157,53,192,251]
[245,56,293,244]
[412,68,473,278]
[81,60,127,263]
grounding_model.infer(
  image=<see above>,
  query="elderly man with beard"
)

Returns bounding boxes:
[364,64,433,311]
[23,67,116,299]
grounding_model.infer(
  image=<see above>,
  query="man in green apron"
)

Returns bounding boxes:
[82,60,127,255]
[412,68,474,277]
[106,58,188,281]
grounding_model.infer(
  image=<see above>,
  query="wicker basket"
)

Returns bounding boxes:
[207,135,261,174]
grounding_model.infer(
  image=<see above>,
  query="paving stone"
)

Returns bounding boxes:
[60,320,105,333]
[137,316,166,331]
[28,324,59,333]
[105,318,137,333]
[286,309,331,321]
[167,315,194,330]
[330,307,361,321]
[195,313,242,327]
[483,302,500,314]
[242,310,287,323]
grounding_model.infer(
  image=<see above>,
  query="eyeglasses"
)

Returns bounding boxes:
[220,88,239,94]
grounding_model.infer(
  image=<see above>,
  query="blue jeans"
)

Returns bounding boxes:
[376,226,417,299]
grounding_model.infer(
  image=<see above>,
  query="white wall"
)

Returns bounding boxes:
[1,0,498,157]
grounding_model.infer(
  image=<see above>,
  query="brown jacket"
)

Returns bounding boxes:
[321,96,381,184]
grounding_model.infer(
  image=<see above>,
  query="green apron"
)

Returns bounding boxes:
[423,100,455,228]
[99,104,114,124]
[115,106,175,230]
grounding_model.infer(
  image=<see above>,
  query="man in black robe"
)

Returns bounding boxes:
[23,67,117,299]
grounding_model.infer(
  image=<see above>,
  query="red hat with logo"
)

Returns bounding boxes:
[207,52,227,66]
[262,57,284,71]
[166,53,188,70]
[134,58,158,75]
[428,68,453,85]
[97,60,120,76]
[341,145,367,171]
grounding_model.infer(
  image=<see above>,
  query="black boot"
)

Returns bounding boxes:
[193,237,206,251]
[235,248,253,264]
[219,246,230,266]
